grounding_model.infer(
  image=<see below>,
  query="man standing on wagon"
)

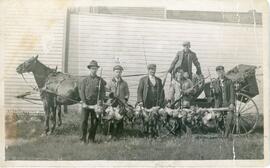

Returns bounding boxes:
[212,65,235,138]
[79,60,106,144]
[168,41,202,79]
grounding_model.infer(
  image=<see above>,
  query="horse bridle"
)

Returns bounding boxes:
[21,73,39,91]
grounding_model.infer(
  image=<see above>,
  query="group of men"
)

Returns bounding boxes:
[78,41,235,143]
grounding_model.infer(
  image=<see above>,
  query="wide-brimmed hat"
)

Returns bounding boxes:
[147,64,157,69]
[216,65,225,71]
[113,65,124,71]
[182,41,191,47]
[87,60,100,69]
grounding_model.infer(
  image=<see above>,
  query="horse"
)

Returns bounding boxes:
[16,55,82,135]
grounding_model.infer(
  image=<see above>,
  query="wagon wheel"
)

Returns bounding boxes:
[232,92,259,135]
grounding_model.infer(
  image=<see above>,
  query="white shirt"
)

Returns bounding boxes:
[149,75,156,86]
[219,78,225,87]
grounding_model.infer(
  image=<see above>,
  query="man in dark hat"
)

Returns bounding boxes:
[137,64,165,109]
[168,41,202,79]
[79,60,106,143]
[212,65,235,138]
[107,65,130,103]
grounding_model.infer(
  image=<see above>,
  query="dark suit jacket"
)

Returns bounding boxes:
[168,50,201,78]
[212,76,235,108]
[137,76,165,107]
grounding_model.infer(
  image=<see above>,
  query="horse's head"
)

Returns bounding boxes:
[16,55,39,74]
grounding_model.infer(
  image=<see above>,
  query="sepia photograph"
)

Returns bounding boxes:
[0,0,269,167]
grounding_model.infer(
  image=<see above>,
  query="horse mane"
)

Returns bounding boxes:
[36,59,56,73]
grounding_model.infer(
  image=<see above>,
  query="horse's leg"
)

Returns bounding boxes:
[50,97,57,134]
[57,105,62,126]
[43,101,50,135]
[50,105,57,134]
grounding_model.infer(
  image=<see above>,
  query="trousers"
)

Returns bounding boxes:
[81,108,98,142]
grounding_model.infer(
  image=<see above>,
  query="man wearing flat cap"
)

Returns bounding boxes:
[79,60,106,143]
[106,65,130,137]
[212,65,235,138]
[168,41,202,79]
[137,64,165,109]
[107,65,130,103]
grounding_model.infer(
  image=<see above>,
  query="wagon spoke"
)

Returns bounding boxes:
[239,105,255,114]
[241,112,257,118]
[238,99,251,112]
[237,95,244,112]
[239,118,249,134]
[241,115,255,125]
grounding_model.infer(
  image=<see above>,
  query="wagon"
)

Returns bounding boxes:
[164,64,260,136]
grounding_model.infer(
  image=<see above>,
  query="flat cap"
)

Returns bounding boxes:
[87,60,100,69]
[216,65,225,71]
[113,65,124,71]
[147,64,157,69]
[182,41,191,46]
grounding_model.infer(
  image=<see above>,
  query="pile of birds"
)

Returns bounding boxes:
[100,100,225,132]
[133,106,225,129]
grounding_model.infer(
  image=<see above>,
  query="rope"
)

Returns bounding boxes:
[122,71,167,78]
[21,98,43,105]
[43,89,81,103]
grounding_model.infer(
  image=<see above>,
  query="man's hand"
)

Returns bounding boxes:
[137,102,143,107]
[167,101,172,108]
[229,104,235,111]
[82,103,87,109]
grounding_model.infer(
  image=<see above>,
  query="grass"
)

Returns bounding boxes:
[5,111,264,160]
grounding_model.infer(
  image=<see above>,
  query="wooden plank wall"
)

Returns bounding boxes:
[2,5,263,114]
[68,14,263,112]
[3,6,65,113]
